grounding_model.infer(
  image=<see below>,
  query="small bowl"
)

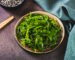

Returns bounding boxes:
[14,11,65,54]
[0,0,24,8]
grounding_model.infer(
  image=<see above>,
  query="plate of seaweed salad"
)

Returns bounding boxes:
[15,11,65,54]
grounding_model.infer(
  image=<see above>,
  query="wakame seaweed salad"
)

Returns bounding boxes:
[16,13,61,52]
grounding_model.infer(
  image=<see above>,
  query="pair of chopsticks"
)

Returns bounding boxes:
[0,16,14,29]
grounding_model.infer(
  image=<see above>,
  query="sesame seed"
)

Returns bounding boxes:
[0,0,24,7]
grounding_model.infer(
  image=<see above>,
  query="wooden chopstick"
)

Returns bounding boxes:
[0,16,14,29]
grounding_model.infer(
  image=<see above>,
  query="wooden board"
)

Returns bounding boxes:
[0,0,68,60]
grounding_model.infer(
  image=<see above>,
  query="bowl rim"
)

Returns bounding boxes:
[14,11,65,54]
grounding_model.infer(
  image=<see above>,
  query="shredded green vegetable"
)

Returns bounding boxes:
[16,13,61,52]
